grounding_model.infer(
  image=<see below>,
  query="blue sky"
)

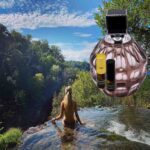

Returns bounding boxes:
[0,0,103,61]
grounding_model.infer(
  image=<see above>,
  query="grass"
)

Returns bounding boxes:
[98,129,128,141]
[0,128,22,150]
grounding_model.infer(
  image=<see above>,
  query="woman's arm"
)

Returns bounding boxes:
[51,102,64,124]
[74,102,83,125]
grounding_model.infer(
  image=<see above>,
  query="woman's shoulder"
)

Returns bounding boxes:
[61,101,65,107]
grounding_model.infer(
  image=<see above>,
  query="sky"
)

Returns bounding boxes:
[0,0,103,62]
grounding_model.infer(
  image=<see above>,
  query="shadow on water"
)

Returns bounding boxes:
[19,107,150,150]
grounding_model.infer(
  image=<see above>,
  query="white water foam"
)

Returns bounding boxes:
[107,120,150,145]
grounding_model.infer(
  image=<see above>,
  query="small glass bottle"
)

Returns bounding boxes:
[96,53,106,88]
[106,59,115,91]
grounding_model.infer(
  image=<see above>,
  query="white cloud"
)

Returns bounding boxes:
[32,37,40,41]
[49,42,82,47]
[49,42,97,62]
[0,10,96,30]
[0,0,96,30]
[0,0,15,8]
[73,32,92,38]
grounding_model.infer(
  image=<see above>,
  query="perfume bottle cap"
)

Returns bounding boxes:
[106,9,127,34]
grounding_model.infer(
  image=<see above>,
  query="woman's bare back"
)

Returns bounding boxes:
[51,86,83,128]
[62,100,76,123]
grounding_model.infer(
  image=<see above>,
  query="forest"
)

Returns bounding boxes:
[0,23,89,132]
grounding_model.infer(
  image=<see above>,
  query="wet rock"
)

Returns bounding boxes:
[19,107,150,150]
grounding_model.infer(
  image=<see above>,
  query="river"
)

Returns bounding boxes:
[19,106,150,150]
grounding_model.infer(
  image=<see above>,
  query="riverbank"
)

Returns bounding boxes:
[18,106,150,150]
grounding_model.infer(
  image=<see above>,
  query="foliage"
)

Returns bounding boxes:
[34,73,44,81]
[110,76,150,107]
[133,76,150,107]
[95,0,150,52]
[0,122,4,134]
[0,24,65,129]
[52,72,150,109]
[99,129,128,141]
[64,61,90,71]
[51,86,66,116]
[51,64,90,115]
[72,71,112,107]
[0,23,90,129]
[0,128,22,149]
[63,61,90,85]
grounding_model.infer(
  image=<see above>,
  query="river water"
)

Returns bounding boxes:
[19,106,150,150]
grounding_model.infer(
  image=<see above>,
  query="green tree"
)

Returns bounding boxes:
[0,24,66,129]
[72,71,111,107]
[134,76,150,107]
[95,0,150,52]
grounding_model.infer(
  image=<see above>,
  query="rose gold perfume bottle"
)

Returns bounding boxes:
[90,10,147,97]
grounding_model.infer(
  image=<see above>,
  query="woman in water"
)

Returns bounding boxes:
[51,86,84,128]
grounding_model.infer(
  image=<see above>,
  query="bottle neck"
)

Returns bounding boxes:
[111,34,124,44]
[104,34,131,44]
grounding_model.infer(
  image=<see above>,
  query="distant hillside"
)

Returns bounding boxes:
[65,61,90,71]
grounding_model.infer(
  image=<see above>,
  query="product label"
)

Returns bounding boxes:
[96,53,106,74]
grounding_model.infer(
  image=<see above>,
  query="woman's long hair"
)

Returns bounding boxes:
[63,86,72,108]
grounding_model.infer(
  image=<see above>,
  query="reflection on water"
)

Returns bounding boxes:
[19,107,150,150]
[54,124,78,150]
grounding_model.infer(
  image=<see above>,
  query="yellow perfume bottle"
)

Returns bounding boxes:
[96,53,106,88]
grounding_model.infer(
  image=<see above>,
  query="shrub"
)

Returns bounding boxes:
[0,128,22,149]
